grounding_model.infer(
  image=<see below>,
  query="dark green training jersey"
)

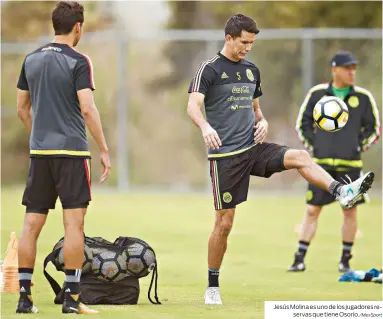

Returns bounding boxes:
[188,52,263,159]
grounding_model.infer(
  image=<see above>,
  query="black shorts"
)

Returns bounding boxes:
[306,168,366,206]
[22,157,92,214]
[209,143,289,210]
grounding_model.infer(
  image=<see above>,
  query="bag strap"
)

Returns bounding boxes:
[43,249,62,296]
[147,264,161,305]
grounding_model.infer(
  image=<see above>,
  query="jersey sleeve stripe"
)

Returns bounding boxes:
[295,84,328,150]
[82,53,96,90]
[354,86,381,150]
[295,91,313,150]
[191,55,219,92]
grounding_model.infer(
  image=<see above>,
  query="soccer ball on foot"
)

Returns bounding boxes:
[313,96,349,132]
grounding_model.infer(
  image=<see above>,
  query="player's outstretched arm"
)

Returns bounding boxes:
[16,89,32,134]
[78,88,111,183]
[253,98,268,144]
[187,92,221,150]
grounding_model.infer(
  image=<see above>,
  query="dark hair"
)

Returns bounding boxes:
[52,1,84,35]
[224,14,260,38]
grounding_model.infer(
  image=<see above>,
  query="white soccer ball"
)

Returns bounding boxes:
[313,96,349,132]
[91,250,128,282]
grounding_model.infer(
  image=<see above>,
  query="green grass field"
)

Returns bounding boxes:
[1,187,382,318]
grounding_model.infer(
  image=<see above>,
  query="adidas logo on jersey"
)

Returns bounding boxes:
[221,72,229,79]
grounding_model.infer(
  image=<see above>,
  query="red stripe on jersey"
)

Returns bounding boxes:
[82,54,95,90]
[73,48,95,90]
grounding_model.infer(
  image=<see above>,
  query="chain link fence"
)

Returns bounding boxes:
[2,29,381,192]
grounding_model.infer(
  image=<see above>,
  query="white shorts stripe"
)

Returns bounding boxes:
[213,161,222,210]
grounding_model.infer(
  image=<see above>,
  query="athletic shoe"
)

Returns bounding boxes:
[62,293,99,314]
[204,287,222,305]
[338,253,352,273]
[16,294,39,314]
[337,172,374,209]
[288,252,306,272]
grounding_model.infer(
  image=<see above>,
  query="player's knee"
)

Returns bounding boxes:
[298,150,312,166]
[217,216,233,237]
[307,205,321,219]
[285,149,312,169]
[343,207,357,219]
[23,215,46,236]
[214,208,234,236]
[218,220,233,237]
[63,218,84,233]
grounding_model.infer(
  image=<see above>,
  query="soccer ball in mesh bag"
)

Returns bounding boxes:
[126,243,156,277]
[91,250,128,282]
[54,244,93,273]
[313,96,349,132]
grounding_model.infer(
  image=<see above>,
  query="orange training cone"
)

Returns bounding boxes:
[1,232,20,293]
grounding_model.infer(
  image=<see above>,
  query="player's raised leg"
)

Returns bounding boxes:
[205,209,235,305]
[283,150,374,209]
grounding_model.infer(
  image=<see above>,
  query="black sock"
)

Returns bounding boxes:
[18,267,33,296]
[208,268,219,287]
[329,181,343,197]
[64,269,82,296]
[342,241,353,258]
[298,241,310,258]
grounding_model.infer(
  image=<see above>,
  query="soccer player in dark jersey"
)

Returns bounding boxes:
[16,1,110,314]
[187,14,375,304]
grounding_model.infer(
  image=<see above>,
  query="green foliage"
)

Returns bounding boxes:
[204,1,382,28]
[1,1,113,41]
[163,1,382,181]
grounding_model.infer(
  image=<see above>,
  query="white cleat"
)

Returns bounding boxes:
[31,305,39,313]
[337,172,374,209]
[204,287,222,305]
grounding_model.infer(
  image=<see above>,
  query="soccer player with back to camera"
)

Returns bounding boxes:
[187,14,375,305]
[289,51,380,273]
[16,1,110,314]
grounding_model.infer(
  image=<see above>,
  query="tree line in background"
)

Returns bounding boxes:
[1,1,382,187]
[160,1,382,184]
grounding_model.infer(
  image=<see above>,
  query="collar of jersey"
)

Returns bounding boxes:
[49,42,70,48]
[217,52,243,65]
[326,81,356,96]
